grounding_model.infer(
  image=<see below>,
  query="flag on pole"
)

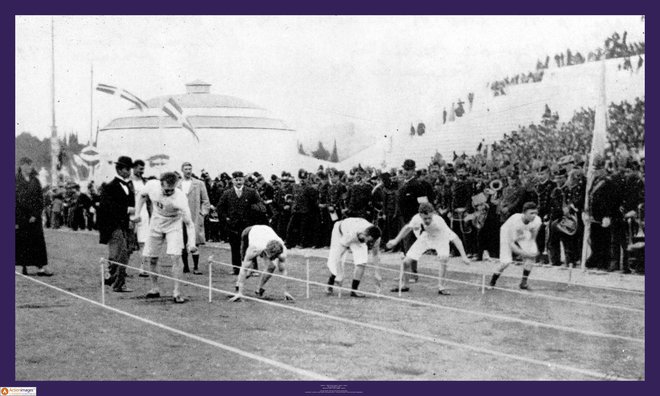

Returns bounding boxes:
[96,83,149,111]
[581,59,609,270]
[162,97,199,143]
[79,145,100,166]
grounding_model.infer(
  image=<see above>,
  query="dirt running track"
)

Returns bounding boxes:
[14,230,644,380]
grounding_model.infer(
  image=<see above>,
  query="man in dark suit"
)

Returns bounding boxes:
[218,171,264,275]
[99,156,137,292]
[396,159,435,281]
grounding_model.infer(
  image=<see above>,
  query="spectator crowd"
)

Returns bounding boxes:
[34,96,645,275]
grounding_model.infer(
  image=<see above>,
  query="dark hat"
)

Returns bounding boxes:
[114,156,133,168]
[220,172,230,179]
[18,157,32,165]
[402,159,416,170]
[253,172,262,178]
[298,169,308,179]
[271,174,279,182]
[232,171,244,178]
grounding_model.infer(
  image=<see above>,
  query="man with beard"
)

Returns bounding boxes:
[395,159,435,282]
[180,162,211,274]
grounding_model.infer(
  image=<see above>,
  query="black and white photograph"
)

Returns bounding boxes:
[14,15,645,381]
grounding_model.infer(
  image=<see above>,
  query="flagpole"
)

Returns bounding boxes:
[50,17,59,188]
[90,63,95,179]
[90,63,94,145]
[580,59,608,271]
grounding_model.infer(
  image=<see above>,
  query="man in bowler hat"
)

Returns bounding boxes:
[99,156,137,292]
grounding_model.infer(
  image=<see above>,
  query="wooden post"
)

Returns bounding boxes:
[481,273,486,294]
[208,256,214,303]
[100,258,105,305]
[306,257,310,299]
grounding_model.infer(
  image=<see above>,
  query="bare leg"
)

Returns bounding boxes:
[438,259,448,291]
[171,254,184,297]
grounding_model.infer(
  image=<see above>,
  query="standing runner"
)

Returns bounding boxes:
[132,172,197,303]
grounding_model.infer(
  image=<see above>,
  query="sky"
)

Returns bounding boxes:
[15,15,644,144]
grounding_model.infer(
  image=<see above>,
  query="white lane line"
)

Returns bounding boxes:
[15,273,333,381]
[205,259,644,345]
[101,260,636,380]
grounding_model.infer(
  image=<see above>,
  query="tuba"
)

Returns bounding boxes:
[484,179,503,197]
[489,179,503,191]
[557,203,578,236]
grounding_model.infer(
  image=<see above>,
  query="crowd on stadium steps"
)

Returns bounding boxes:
[488,31,645,97]
[28,97,645,276]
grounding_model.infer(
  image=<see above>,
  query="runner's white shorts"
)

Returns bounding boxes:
[405,234,450,261]
[143,227,184,257]
[326,223,368,282]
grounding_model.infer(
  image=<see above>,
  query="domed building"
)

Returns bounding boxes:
[96,80,302,181]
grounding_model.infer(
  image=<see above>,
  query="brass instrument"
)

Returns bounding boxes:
[471,203,488,230]
[556,203,578,236]
[489,179,503,191]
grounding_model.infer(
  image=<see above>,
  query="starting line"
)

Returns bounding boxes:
[15,272,333,381]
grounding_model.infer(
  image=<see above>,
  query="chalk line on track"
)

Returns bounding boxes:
[15,273,334,381]
[96,259,637,380]
[206,258,644,344]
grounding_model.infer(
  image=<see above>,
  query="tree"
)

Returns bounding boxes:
[330,139,339,163]
[311,141,330,161]
[298,143,307,155]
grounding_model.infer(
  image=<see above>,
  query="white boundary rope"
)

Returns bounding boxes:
[47,230,645,294]
[199,242,645,295]
[99,259,637,380]
[339,259,644,313]
[15,272,333,381]
[204,258,643,344]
